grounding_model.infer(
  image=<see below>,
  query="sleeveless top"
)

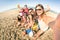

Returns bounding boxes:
[38,19,48,31]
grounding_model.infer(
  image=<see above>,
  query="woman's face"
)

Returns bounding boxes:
[36,6,44,16]
[29,10,34,15]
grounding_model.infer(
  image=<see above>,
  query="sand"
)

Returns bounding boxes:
[0,9,57,40]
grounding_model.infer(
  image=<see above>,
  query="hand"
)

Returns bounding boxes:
[45,5,50,12]
[17,4,20,9]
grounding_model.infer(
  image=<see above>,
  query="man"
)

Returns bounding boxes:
[23,5,29,16]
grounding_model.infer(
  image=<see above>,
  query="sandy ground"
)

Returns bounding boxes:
[0,9,57,40]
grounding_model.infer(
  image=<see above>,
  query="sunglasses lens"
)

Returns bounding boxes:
[36,9,42,11]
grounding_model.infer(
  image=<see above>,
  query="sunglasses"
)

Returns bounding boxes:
[36,9,42,11]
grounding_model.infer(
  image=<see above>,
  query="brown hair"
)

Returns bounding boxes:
[35,4,45,16]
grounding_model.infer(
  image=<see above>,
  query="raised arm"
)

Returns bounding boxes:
[45,5,50,13]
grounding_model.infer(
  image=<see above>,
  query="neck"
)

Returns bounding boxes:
[38,15,42,20]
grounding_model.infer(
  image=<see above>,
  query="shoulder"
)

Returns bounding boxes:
[43,14,54,24]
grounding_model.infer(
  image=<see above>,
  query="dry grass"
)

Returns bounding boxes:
[0,9,55,40]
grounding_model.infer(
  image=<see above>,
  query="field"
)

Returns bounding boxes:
[0,9,57,40]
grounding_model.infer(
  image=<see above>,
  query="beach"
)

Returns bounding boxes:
[0,9,57,40]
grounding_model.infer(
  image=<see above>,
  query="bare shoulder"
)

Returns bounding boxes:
[48,14,60,29]
[43,14,54,24]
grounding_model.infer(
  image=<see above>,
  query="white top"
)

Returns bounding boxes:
[38,19,48,31]
[28,31,33,37]
[19,13,23,16]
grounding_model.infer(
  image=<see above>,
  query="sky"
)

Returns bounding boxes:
[0,0,60,13]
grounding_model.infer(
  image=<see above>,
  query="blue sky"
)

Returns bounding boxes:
[0,0,60,13]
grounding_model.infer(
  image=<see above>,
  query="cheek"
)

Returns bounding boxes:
[36,11,42,15]
[40,10,44,13]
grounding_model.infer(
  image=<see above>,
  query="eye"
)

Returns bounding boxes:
[36,9,42,11]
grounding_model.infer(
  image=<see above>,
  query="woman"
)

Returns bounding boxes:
[33,4,54,40]
[27,8,35,27]
[22,16,34,38]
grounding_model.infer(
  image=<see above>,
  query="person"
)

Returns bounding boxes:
[48,14,60,40]
[17,4,24,16]
[23,5,29,16]
[14,14,22,27]
[17,4,27,26]
[32,4,54,40]
[19,8,24,16]
[27,8,39,33]
[31,20,39,32]
[28,8,35,15]
[17,4,24,26]
[28,8,36,20]
[17,4,20,11]
[22,16,34,38]
[28,8,35,27]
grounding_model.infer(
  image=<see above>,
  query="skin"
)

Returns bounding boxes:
[17,4,23,13]
[33,6,45,40]
[36,6,44,16]
[48,14,60,40]
[52,14,60,40]
[17,4,20,9]
[33,5,54,40]
[28,10,35,27]
[17,4,21,12]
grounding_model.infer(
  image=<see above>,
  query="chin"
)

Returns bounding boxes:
[38,14,42,16]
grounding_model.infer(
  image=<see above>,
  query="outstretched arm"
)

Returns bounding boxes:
[53,14,60,40]
[17,4,21,12]
[45,5,50,13]
[32,30,44,40]
[17,4,20,9]
[48,14,60,40]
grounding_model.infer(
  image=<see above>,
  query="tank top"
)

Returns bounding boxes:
[38,19,48,31]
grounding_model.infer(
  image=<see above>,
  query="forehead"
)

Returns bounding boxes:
[29,10,32,12]
[29,9,32,11]
[36,6,42,9]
